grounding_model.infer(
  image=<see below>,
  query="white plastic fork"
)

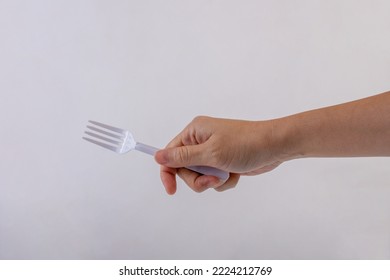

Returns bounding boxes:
[82,120,229,182]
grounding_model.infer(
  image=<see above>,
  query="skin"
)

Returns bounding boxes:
[154,91,390,195]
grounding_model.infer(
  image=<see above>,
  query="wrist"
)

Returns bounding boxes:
[268,115,306,162]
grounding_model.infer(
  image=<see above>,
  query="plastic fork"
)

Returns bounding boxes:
[82,120,229,182]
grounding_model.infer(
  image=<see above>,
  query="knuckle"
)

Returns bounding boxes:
[192,185,206,193]
[192,115,208,124]
[174,147,189,164]
[182,147,190,163]
[193,179,209,193]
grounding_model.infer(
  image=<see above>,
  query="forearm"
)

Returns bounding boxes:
[274,91,390,160]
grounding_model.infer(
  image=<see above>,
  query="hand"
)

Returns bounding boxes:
[155,92,390,195]
[154,116,286,194]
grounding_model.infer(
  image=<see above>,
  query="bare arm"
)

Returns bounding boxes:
[278,91,390,159]
[155,91,390,194]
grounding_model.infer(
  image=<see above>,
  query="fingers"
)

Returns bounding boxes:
[160,165,177,195]
[177,170,240,193]
[160,165,240,194]
[155,116,241,194]
[213,173,240,192]
[176,168,222,193]
[155,143,211,168]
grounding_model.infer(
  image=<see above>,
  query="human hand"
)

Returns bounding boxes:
[155,92,390,194]
[154,116,287,194]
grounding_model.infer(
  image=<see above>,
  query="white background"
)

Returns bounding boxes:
[0,0,389,259]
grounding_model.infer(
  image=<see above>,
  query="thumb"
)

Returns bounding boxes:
[155,144,207,168]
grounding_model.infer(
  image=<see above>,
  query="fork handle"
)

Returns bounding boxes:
[135,142,229,182]
[186,165,229,182]
[135,142,159,156]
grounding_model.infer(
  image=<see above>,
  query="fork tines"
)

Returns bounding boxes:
[82,120,125,152]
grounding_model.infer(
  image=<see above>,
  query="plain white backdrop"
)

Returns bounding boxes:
[0,0,389,259]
